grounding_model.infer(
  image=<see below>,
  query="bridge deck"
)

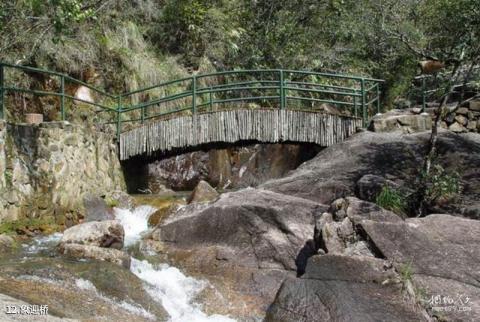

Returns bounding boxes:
[119,109,361,160]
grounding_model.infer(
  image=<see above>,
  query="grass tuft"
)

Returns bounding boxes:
[375,185,407,216]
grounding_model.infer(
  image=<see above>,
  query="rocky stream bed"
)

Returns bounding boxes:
[0,194,238,322]
[0,122,479,322]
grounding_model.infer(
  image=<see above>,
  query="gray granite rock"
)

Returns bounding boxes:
[60,220,124,249]
[265,255,425,322]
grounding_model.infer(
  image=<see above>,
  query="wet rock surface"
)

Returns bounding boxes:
[59,243,131,268]
[104,190,136,210]
[0,234,16,252]
[0,257,168,321]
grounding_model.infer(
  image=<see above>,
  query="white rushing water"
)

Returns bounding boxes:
[114,205,157,247]
[22,232,63,254]
[113,206,236,322]
[75,278,155,319]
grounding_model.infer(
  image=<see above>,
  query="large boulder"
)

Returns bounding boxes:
[345,197,403,224]
[83,194,114,222]
[58,243,130,268]
[145,188,327,319]
[0,234,16,252]
[60,220,124,249]
[187,180,219,204]
[261,131,480,219]
[104,190,136,209]
[0,258,168,321]
[265,255,426,322]
[156,188,325,271]
[368,110,432,133]
[360,214,480,322]
[314,198,401,257]
[355,174,403,202]
[268,204,480,321]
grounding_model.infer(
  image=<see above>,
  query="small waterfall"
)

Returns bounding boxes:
[114,205,157,247]
[113,206,236,322]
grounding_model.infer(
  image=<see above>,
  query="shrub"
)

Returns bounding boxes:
[424,164,461,205]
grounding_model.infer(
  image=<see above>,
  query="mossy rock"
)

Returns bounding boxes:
[148,205,178,227]
[0,217,61,236]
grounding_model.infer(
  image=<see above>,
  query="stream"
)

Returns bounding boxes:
[7,200,236,322]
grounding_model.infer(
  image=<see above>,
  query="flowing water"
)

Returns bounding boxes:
[10,201,236,322]
[114,205,235,322]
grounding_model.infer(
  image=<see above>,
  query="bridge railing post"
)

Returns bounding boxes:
[116,95,122,139]
[421,76,426,112]
[60,75,65,121]
[192,76,197,115]
[361,78,367,127]
[353,95,357,118]
[209,86,213,112]
[376,82,381,114]
[0,64,4,120]
[279,70,285,109]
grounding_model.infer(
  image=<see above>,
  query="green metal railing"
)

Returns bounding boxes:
[412,66,480,110]
[0,63,384,137]
[0,63,118,120]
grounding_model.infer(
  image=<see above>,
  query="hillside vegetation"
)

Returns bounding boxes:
[1,0,479,106]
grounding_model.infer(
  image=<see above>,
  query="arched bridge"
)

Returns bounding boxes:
[119,109,362,160]
[0,65,383,160]
[116,70,383,160]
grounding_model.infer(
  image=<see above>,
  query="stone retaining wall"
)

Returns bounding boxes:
[0,121,125,226]
[442,99,480,133]
[369,99,480,134]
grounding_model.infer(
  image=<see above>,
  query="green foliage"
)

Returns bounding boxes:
[157,0,242,68]
[399,261,414,283]
[375,185,407,216]
[418,0,480,62]
[27,0,97,42]
[102,21,188,102]
[423,164,461,205]
[0,0,479,110]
